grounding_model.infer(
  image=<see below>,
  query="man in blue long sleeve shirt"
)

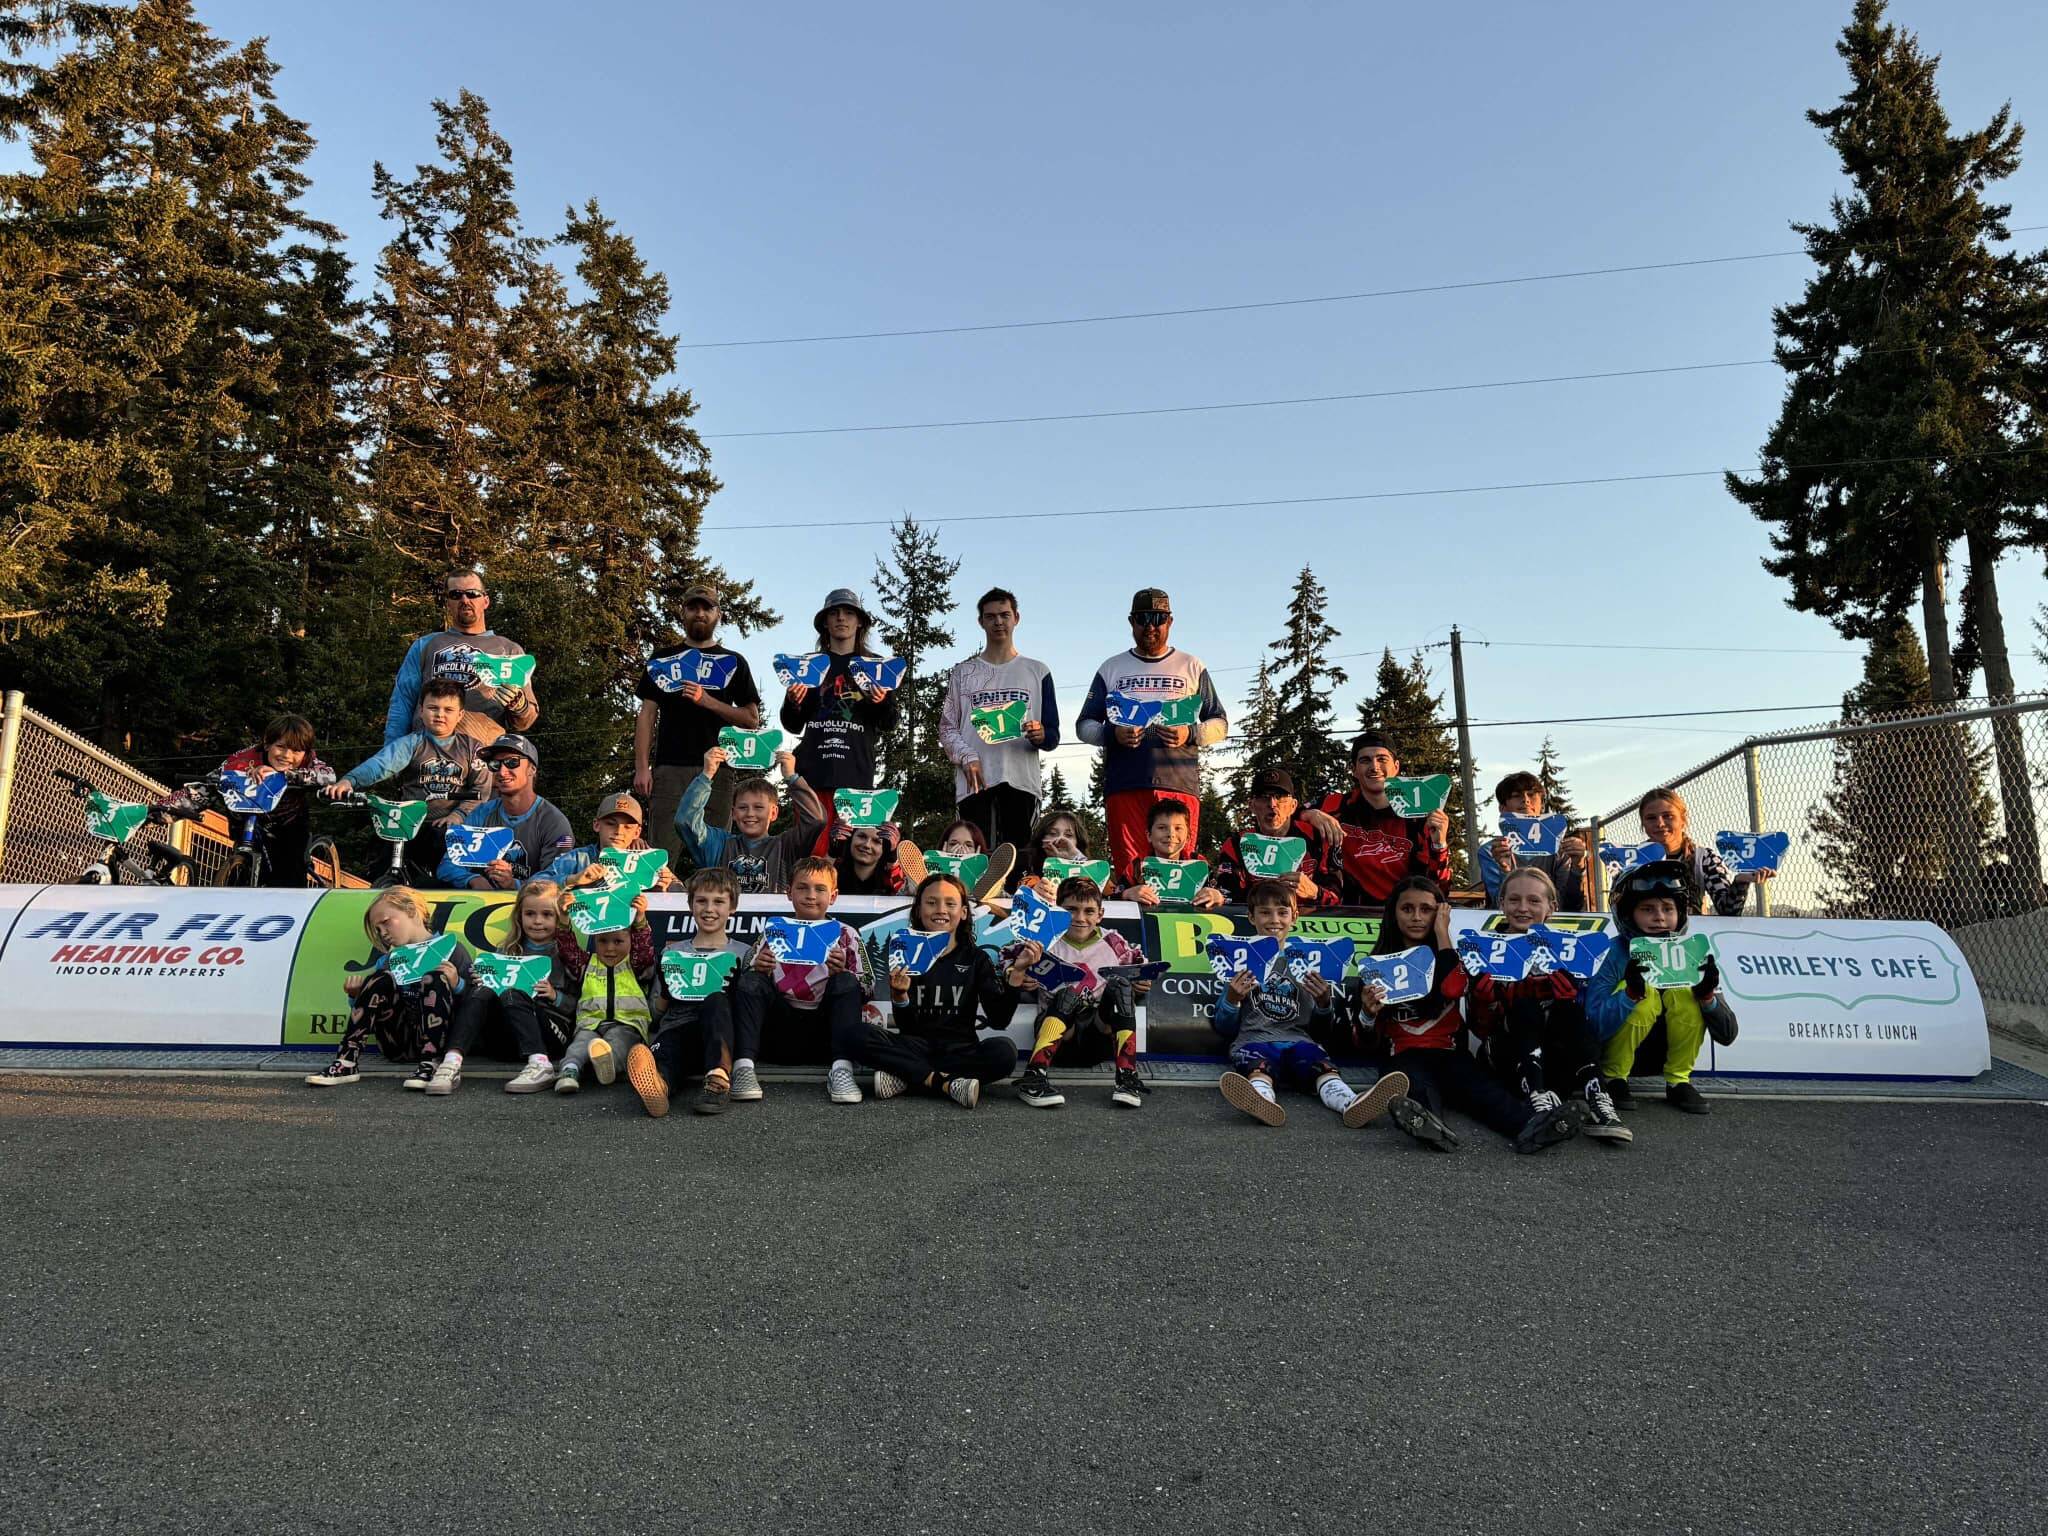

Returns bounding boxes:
[384,568,540,749]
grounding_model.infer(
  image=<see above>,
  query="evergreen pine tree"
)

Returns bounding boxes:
[1045,767,1075,812]
[1534,736,1578,822]
[870,515,959,842]
[1225,660,1281,821]
[1808,617,1995,919]
[1355,649,1471,877]
[0,0,363,755]
[1262,566,1349,802]
[1195,764,1233,861]
[1725,0,2048,905]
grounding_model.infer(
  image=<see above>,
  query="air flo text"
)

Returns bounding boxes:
[29,909,296,974]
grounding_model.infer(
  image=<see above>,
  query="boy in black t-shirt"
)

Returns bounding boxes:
[634,583,763,862]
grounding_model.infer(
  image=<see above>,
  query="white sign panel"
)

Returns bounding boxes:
[0,885,323,1047]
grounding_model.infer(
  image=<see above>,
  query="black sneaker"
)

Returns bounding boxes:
[304,1059,361,1087]
[1666,1081,1711,1115]
[403,1059,436,1091]
[1579,1079,1634,1144]
[1387,1094,1459,1151]
[1016,1065,1065,1108]
[1513,1102,1581,1154]
[694,1078,730,1116]
[1605,1076,1636,1112]
[1111,1067,1143,1108]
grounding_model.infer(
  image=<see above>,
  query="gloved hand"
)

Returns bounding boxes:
[1692,954,1721,1001]
[1624,957,1648,1001]
[1546,969,1579,1002]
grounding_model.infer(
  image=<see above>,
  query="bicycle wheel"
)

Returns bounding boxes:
[216,848,260,889]
[306,836,344,891]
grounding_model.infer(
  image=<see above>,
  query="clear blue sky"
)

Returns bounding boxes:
[200,0,2048,815]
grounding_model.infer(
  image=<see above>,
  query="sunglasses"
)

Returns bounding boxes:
[445,589,487,601]
[1131,611,1171,626]
[486,757,527,773]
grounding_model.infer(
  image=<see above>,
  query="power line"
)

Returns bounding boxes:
[700,446,2041,533]
[1470,701,1844,728]
[702,357,1775,439]
[1474,638,1857,658]
[679,224,2048,350]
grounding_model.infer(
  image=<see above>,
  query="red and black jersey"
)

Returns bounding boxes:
[1320,790,1452,906]
[1211,816,1344,908]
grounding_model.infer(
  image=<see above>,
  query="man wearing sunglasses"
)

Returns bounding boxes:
[1076,588,1230,874]
[383,567,541,749]
[433,734,577,891]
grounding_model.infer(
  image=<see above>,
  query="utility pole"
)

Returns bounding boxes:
[1449,627,1481,886]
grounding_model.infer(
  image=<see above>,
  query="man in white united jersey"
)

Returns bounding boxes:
[937,587,1060,853]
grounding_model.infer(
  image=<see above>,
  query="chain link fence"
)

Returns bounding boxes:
[1591,697,2048,1044]
[0,692,235,885]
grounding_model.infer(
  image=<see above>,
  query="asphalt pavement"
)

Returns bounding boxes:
[3,1071,2045,1536]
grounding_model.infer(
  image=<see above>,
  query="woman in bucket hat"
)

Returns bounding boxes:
[778,588,900,795]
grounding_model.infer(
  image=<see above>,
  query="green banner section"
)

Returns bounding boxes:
[284,890,517,1048]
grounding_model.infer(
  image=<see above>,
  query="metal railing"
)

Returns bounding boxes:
[1592,696,2048,1040]
[0,692,242,886]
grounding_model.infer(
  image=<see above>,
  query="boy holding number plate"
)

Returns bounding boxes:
[1208,880,1411,1129]
[531,791,678,895]
[677,743,826,895]
[1116,800,1223,908]
[624,867,752,1117]
[1009,876,1154,1109]
[1479,770,1589,909]
[730,856,874,1104]
[1212,766,1343,909]
[555,892,659,1098]
[1586,860,1738,1115]
[635,582,764,864]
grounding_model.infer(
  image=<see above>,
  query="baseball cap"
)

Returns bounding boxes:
[1129,588,1172,617]
[1249,767,1297,798]
[681,582,721,606]
[483,733,540,768]
[596,791,644,823]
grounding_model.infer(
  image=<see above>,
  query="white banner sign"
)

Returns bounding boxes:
[0,886,324,1047]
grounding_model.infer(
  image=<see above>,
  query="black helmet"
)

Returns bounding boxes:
[1610,858,1698,938]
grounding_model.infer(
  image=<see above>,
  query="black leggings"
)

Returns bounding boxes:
[448,987,573,1061]
[1489,995,1600,1098]
[331,971,455,1069]
[855,1027,1018,1089]
[1392,1048,1534,1142]
[652,995,737,1082]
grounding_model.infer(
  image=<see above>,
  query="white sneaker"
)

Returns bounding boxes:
[826,1061,863,1104]
[945,1075,980,1109]
[424,1060,461,1096]
[505,1060,556,1094]
[873,1068,909,1100]
[728,1060,764,1102]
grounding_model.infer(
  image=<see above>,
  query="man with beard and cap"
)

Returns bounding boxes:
[635,582,764,863]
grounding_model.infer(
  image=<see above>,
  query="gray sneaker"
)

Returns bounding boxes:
[554,1066,581,1095]
[728,1059,764,1102]
[505,1060,556,1094]
[424,1059,462,1096]
[946,1075,981,1109]
[873,1068,909,1100]
[826,1061,863,1104]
